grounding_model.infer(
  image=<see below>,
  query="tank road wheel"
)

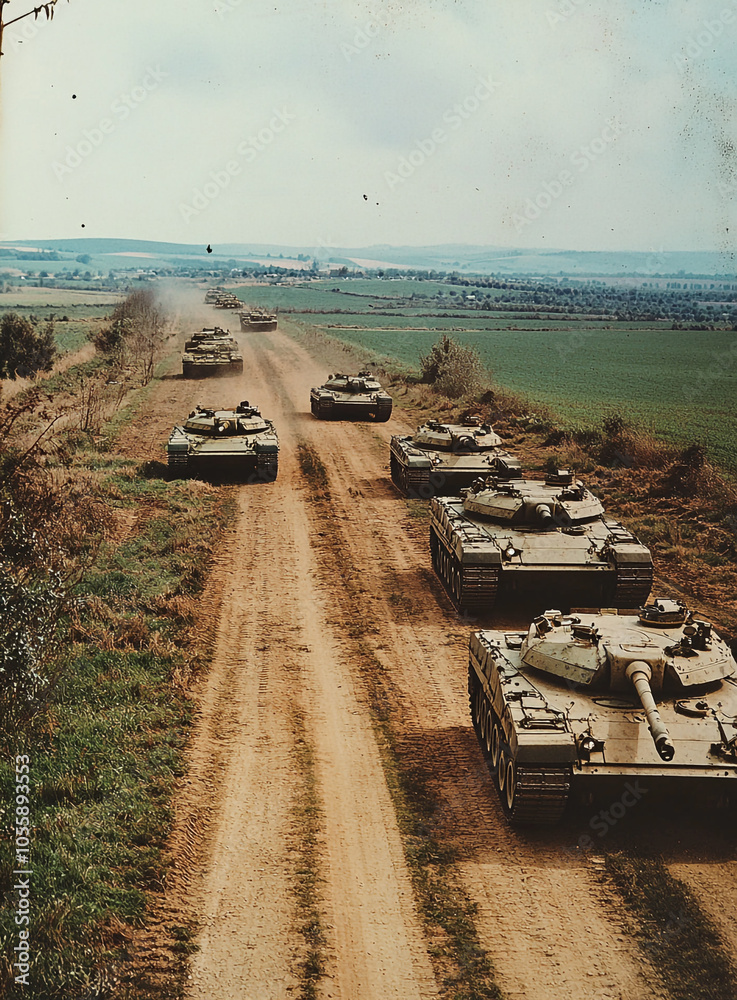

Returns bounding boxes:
[490,721,502,769]
[484,707,494,755]
[497,749,508,794]
[503,758,517,814]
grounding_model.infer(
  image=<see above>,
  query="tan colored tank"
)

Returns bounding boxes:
[390,417,521,497]
[430,469,652,611]
[468,599,737,824]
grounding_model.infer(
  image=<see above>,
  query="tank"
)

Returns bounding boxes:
[390,417,522,497]
[430,469,652,612]
[213,293,241,309]
[204,287,225,303]
[310,371,392,422]
[468,599,737,824]
[181,328,243,378]
[166,401,278,481]
[240,308,278,332]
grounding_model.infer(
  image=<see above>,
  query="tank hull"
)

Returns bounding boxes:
[182,358,244,379]
[430,495,652,612]
[390,439,519,497]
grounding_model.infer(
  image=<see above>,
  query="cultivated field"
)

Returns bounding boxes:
[230,279,737,472]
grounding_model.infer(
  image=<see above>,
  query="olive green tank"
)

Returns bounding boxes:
[167,401,278,481]
[310,371,392,421]
[468,599,737,824]
[181,327,243,378]
[390,417,521,497]
[430,469,652,611]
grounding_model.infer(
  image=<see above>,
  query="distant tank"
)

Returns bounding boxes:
[430,469,652,611]
[390,417,521,497]
[167,401,278,480]
[240,308,278,332]
[204,287,225,303]
[214,294,241,309]
[310,371,392,422]
[468,599,737,824]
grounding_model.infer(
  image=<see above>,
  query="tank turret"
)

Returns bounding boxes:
[390,417,522,497]
[468,599,737,823]
[430,471,652,611]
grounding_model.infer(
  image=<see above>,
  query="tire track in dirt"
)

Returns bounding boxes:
[168,325,439,999]
[244,324,672,1000]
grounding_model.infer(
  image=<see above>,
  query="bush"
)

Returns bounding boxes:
[419,334,486,398]
[0,312,56,379]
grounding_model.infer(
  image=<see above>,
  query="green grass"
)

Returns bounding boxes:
[0,451,229,998]
[604,853,737,1000]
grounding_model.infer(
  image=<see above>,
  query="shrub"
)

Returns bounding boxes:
[0,312,56,379]
[419,334,486,398]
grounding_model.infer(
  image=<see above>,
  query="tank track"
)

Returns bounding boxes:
[390,453,430,498]
[311,397,334,420]
[469,671,570,825]
[431,527,498,612]
[256,455,278,482]
[167,452,189,470]
[611,564,653,607]
[369,400,392,423]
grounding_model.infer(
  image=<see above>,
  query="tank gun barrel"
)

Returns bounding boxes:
[625,662,675,761]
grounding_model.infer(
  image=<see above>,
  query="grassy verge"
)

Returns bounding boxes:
[297,442,502,1000]
[289,708,328,1000]
[604,854,737,1000]
[0,439,230,997]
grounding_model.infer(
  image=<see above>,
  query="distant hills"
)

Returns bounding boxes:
[1,238,736,277]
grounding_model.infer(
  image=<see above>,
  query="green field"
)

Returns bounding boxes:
[234,279,737,471]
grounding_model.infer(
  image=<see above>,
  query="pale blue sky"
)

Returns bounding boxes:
[1,0,736,251]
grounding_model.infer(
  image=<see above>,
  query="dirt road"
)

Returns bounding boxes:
[134,309,735,1000]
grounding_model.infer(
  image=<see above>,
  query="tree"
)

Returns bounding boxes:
[0,312,56,379]
[419,334,486,398]
[94,288,167,384]
[0,1,67,63]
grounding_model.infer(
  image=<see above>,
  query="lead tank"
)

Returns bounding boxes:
[468,599,737,824]
[430,469,652,611]
[310,371,392,422]
[390,417,521,497]
[167,401,278,481]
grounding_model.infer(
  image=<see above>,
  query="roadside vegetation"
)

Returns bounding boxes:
[0,291,229,998]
